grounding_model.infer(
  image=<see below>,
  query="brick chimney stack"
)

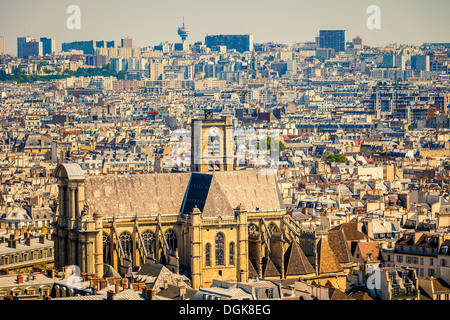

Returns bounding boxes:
[17,274,23,284]
[107,290,116,300]
[46,268,55,279]
[180,286,186,300]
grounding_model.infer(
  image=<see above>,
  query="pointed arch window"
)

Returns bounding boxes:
[119,232,133,258]
[103,234,111,265]
[215,233,225,266]
[205,243,211,267]
[142,230,156,257]
[164,229,178,254]
[229,242,235,266]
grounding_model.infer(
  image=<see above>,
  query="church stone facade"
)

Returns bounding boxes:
[52,112,356,291]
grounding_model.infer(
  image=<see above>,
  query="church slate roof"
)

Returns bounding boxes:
[248,259,259,279]
[330,222,369,242]
[284,241,315,276]
[84,172,190,217]
[181,173,213,215]
[262,258,281,278]
[317,237,344,274]
[182,170,284,218]
[83,170,283,219]
[327,229,354,264]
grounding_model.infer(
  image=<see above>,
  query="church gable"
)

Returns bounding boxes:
[201,177,235,218]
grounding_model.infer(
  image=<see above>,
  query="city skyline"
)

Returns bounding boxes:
[1,0,450,55]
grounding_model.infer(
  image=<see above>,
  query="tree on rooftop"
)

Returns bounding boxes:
[325,153,348,163]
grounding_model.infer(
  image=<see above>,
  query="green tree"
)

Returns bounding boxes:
[257,136,286,151]
[325,153,348,163]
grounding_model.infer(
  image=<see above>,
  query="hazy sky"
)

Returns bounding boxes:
[1,0,449,55]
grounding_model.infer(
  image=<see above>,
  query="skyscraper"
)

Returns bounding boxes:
[205,34,254,53]
[0,37,4,55]
[40,37,55,56]
[319,30,346,53]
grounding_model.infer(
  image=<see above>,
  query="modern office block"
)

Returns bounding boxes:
[205,34,253,53]
[40,37,55,56]
[319,30,346,53]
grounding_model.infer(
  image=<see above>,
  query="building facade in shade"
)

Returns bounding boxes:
[121,38,133,48]
[205,34,254,53]
[62,40,116,55]
[22,39,43,59]
[318,30,346,53]
[382,55,406,70]
[0,37,4,55]
[40,37,55,56]
[352,36,363,49]
[411,55,430,72]
[17,37,34,59]
[52,111,356,291]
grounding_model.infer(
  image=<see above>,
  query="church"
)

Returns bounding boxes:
[53,110,357,290]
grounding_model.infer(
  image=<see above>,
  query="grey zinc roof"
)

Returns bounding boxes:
[0,273,54,289]
[0,237,54,255]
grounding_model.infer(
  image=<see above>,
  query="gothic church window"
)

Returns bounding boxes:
[142,230,156,257]
[215,233,225,266]
[119,232,133,259]
[205,243,211,267]
[229,242,235,266]
[269,223,279,234]
[164,229,177,254]
[248,224,259,238]
[103,234,111,265]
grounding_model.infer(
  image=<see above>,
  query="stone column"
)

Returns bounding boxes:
[59,230,66,269]
[69,185,76,222]
[81,241,87,273]
[58,185,64,218]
